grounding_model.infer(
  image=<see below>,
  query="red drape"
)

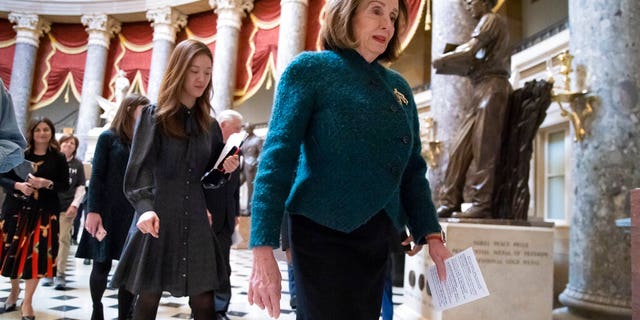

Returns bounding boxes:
[2,0,425,109]
[104,21,153,100]
[31,23,87,110]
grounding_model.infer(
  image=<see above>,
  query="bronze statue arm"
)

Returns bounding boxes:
[432,38,482,76]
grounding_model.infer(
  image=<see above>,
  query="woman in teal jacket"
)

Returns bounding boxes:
[248,0,451,319]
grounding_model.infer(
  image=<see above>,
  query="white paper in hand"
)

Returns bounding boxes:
[214,132,248,169]
[427,247,489,311]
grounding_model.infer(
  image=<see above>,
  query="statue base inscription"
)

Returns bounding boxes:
[397,221,554,320]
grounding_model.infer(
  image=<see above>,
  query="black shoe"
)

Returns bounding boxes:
[83,259,91,265]
[2,303,16,313]
[21,316,35,320]
[216,312,231,320]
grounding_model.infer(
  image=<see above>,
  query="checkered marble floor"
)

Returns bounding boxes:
[0,246,404,319]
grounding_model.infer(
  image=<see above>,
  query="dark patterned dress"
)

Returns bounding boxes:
[112,105,228,297]
[0,149,69,279]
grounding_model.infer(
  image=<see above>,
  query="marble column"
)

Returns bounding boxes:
[146,7,187,103]
[7,13,50,130]
[554,1,638,319]
[275,0,308,79]
[209,0,254,114]
[427,0,475,204]
[75,14,121,160]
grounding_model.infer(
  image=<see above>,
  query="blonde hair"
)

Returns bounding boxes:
[156,39,213,138]
[320,0,408,62]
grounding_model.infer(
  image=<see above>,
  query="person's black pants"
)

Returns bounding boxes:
[290,211,393,320]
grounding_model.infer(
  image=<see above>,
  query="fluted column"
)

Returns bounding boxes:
[427,0,475,204]
[146,6,187,103]
[209,0,254,114]
[554,0,638,319]
[76,14,121,160]
[7,13,50,130]
[275,0,308,79]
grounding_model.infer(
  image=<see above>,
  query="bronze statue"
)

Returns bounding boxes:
[432,0,512,218]
[240,122,263,216]
[492,80,552,220]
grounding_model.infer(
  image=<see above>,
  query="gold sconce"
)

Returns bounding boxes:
[423,117,441,168]
[549,50,594,141]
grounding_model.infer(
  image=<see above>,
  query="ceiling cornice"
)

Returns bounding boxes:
[0,0,211,23]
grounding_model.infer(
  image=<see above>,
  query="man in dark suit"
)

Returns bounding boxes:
[205,109,244,320]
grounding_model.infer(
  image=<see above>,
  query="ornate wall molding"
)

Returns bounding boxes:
[8,12,51,47]
[208,0,254,30]
[281,0,309,5]
[146,7,188,44]
[81,14,121,49]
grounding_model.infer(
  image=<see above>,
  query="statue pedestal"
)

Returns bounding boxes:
[397,221,554,320]
[82,127,106,162]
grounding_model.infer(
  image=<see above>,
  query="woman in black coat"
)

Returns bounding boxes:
[76,94,149,320]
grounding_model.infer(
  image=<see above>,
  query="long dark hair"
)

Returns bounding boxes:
[111,94,150,143]
[25,117,59,154]
[156,39,213,138]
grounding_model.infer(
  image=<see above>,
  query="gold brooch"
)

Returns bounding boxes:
[393,88,408,106]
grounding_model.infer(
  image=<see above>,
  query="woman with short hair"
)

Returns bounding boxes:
[248,1,451,319]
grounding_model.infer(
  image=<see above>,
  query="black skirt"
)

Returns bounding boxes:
[290,211,394,320]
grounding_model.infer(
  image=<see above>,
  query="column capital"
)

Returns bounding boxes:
[208,0,254,30]
[81,14,121,49]
[8,12,51,47]
[146,7,188,44]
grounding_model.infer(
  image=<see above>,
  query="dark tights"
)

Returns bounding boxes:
[134,290,215,320]
[90,260,135,320]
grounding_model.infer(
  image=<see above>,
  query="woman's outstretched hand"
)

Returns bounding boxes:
[84,212,103,237]
[137,211,160,238]
[427,237,452,281]
[248,246,282,319]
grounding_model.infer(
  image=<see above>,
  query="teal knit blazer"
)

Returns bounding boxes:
[250,49,441,248]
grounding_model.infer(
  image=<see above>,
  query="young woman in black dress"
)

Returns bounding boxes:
[112,39,239,319]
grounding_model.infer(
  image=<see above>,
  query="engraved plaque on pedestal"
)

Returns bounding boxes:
[397,222,554,320]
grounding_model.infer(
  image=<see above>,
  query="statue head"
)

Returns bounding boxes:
[244,122,255,135]
[115,70,130,104]
[465,0,494,19]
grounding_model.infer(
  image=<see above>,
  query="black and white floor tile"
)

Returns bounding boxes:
[0,246,404,319]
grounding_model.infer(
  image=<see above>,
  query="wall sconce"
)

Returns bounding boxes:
[549,50,594,141]
[422,117,441,168]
